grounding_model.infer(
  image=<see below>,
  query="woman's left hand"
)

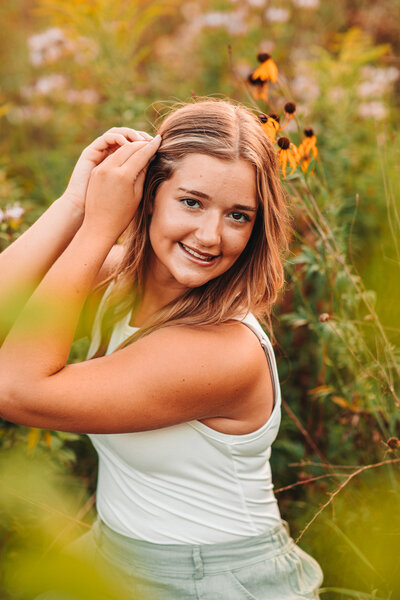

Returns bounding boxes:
[82,135,161,241]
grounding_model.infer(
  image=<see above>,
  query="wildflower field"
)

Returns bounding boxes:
[1,0,400,598]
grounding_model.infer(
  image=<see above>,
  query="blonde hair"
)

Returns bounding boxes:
[91,98,290,357]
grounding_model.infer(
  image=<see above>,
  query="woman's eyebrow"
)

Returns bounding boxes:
[232,204,257,213]
[178,187,210,199]
[178,188,257,212]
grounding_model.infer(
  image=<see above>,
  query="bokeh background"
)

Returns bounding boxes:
[1,1,399,598]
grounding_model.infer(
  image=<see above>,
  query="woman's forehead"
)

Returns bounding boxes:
[166,154,257,206]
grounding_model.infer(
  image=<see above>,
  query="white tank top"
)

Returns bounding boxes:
[87,282,282,544]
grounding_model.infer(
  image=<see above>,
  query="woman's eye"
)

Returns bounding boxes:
[182,198,200,208]
[230,212,250,223]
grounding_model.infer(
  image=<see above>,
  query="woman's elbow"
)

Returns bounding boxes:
[0,377,40,426]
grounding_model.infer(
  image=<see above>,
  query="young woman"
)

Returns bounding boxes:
[0,99,323,599]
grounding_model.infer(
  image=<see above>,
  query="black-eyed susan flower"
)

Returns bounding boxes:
[258,113,280,142]
[277,136,299,179]
[284,101,296,117]
[280,101,297,131]
[298,128,318,173]
[247,74,269,102]
[252,53,278,83]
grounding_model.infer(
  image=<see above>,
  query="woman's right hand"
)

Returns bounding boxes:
[63,127,154,214]
[82,136,161,241]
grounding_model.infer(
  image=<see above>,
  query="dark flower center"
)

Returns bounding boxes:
[284,102,296,114]
[278,137,290,150]
[248,74,263,85]
[269,113,280,123]
[258,113,268,123]
[257,52,271,63]
[304,128,314,137]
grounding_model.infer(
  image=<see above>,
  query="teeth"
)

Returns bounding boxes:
[181,244,217,261]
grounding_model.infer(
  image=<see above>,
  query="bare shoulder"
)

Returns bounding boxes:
[136,320,269,402]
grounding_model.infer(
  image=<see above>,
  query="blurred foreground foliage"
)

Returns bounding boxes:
[1,1,400,599]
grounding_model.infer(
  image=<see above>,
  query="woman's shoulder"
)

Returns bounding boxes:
[139,321,274,430]
[154,320,269,381]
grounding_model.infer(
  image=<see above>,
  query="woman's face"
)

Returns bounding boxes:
[148,153,258,292]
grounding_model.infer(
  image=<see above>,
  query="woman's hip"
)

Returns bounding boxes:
[36,518,323,599]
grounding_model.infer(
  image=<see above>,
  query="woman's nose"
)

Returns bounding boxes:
[194,212,222,248]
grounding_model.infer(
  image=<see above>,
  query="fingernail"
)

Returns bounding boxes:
[154,134,161,142]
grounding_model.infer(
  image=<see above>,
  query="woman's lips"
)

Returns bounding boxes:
[178,242,220,264]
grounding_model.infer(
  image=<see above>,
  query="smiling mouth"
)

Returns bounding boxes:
[179,242,220,263]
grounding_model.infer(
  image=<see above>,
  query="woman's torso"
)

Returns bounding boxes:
[86,282,282,544]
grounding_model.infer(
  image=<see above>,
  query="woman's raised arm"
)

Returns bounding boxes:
[0,127,152,345]
[0,194,85,345]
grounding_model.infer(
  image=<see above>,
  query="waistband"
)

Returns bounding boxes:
[91,519,294,577]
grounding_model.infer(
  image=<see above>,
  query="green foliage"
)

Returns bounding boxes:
[1,1,399,598]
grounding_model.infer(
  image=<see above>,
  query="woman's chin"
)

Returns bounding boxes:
[171,269,215,289]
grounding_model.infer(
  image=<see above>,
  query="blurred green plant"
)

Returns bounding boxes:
[0,1,399,599]
[0,447,140,600]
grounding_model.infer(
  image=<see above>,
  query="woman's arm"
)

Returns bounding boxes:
[0,137,161,419]
[0,195,84,345]
[0,127,151,345]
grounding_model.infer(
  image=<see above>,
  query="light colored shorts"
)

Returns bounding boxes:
[36,518,323,600]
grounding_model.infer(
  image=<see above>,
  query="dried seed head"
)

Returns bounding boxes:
[304,128,314,137]
[319,313,330,322]
[257,52,271,63]
[277,137,290,150]
[284,102,296,114]
[387,437,400,449]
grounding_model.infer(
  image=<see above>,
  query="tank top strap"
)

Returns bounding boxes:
[233,314,281,410]
[86,280,116,360]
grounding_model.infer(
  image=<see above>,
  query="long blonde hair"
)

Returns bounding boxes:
[92,98,290,357]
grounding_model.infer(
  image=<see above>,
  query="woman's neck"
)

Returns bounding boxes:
[128,269,188,328]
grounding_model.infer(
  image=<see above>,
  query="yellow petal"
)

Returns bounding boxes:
[27,428,41,452]
[252,59,278,82]
[44,431,52,448]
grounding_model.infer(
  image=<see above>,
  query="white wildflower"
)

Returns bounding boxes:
[358,66,400,98]
[20,74,67,99]
[247,0,267,7]
[9,106,53,124]
[64,89,100,104]
[293,0,319,8]
[361,65,399,85]
[194,10,248,35]
[5,202,25,221]
[203,12,229,27]
[358,101,387,121]
[265,7,290,22]
[27,27,74,66]
[36,74,67,95]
